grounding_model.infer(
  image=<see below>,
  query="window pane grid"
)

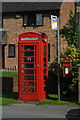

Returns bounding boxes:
[21,45,37,93]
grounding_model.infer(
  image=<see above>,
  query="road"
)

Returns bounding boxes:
[1,104,80,119]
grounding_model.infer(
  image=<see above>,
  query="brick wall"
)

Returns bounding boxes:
[3,1,75,68]
[3,13,57,68]
[60,0,75,52]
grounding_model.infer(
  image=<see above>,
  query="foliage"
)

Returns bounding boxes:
[60,45,80,96]
[50,10,80,98]
[60,10,78,48]
[36,94,78,105]
[1,92,78,106]
[0,71,18,77]
[1,92,23,106]
[59,10,79,96]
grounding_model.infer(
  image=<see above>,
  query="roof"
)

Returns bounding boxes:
[2,2,62,13]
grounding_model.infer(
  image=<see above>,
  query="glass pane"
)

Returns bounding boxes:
[44,46,46,51]
[35,88,37,93]
[24,57,34,62]
[44,81,46,85]
[44,58,46,62]
[35,82,36,86]
[44,69,46,74]
[26,82,34,86]
[44,75,47,80]
[44,87,46,92]
[22,58,23,62]
[22,70,23,74]
[27,76,34,80]
[24,64,34,68]
[35,69,36,74]
[22,46,23,51]
[30,14,36,26]
[35,51,36,56]
[24,81,26,86]
[9,45,15,56]
[22,52,23,57]
[24,76,27,80]
[24,88,26,92]
[24,45,34,50]
[44,64,46,68]
[24,51,34,56]
[24,70,34,74]
[26,88,34,93]
[35,58,36,62]
[44,52,46,56]
[36,14,42,25]
[22,82,23,86]
[35,45,36,50]
[22,88,23,92]
[22,64,23,68]
[24,15,28,26]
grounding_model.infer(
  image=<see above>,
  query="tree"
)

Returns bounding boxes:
[60,10,78,48]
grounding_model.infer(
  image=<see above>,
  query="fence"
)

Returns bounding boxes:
[1,67,18,77]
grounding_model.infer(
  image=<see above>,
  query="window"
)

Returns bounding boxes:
[8,44,15,57]
[23,14,43,27]
[48,43,50,61]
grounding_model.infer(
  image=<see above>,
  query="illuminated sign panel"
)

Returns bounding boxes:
[21,37,38,40]
[42,38,47,41]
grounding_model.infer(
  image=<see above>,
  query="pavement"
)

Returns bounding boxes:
[1,103,80,119]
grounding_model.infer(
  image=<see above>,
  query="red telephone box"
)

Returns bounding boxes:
[18,31,48,101]
[63,58,71,77]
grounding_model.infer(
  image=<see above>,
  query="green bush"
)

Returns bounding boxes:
[50,10,80,100]
[60,45,80,96]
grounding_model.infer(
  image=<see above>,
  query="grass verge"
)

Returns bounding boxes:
[36,94,79,106]
[0,92,23,106]
[1,92,79,106]
[36,99,78,106]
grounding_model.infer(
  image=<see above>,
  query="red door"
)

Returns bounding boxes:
[18,43,39,101]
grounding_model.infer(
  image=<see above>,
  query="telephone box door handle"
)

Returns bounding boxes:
[37,65,39,67]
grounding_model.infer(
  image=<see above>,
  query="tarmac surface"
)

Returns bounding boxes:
[1,103,80,119]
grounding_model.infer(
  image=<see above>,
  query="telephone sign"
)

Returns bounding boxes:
[18,31,48,101]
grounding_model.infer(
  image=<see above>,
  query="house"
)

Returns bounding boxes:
[1,1,75,69]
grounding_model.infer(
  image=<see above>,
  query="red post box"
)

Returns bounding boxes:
[18,31,48,101]
[63,58,71,77]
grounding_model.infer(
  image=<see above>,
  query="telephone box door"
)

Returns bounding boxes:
[18,43,39,101]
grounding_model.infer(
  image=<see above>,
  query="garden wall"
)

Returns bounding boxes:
[2,77,18,92]
[2,75,57,94]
